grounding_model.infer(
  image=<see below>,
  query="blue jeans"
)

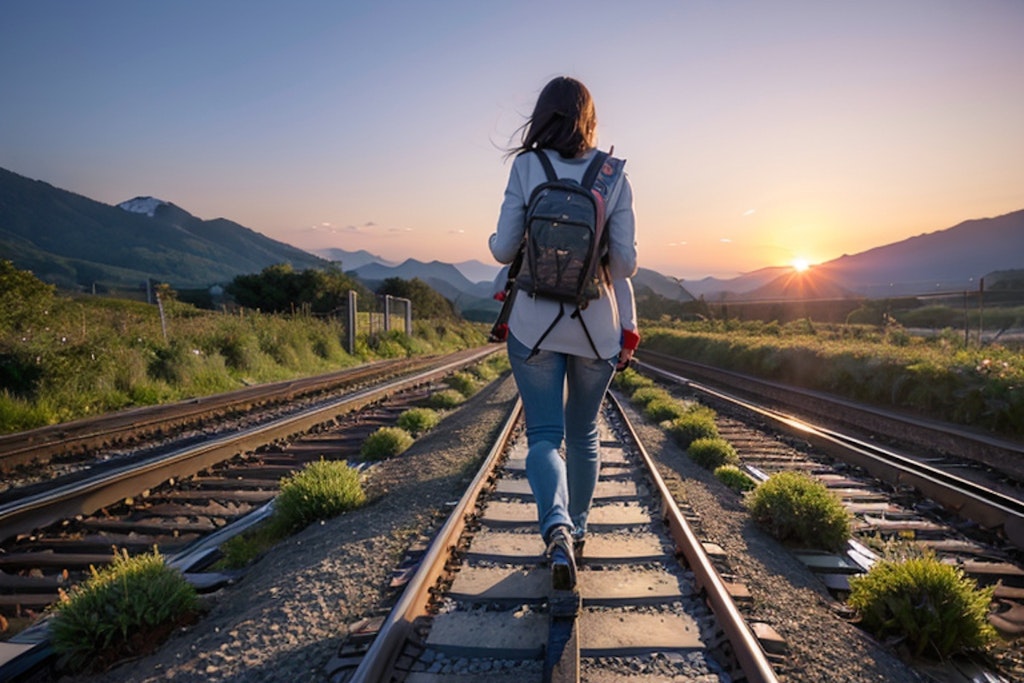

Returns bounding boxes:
[507,334,617,542]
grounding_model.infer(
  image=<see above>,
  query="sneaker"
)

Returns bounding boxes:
[546,525,577,591]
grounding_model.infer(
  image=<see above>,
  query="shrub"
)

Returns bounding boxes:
[848,554,997,659]
[688,437,739,469]
[360,426,414,461]
[48,548,199,673]
[217,524,281,569]
[397,407,441,436]
[470,362,498,382]
[714,464,756,492]
[446,371,479,397]
[274,458,367,532]
[612,367,655,392]
[746,471,851,551]
[666,410,719,449]
[630,386,673,407]
[426,389,465,409]
[643,397,688,422]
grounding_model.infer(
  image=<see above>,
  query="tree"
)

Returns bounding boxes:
[0,260,55,331]
[226,264,372,314]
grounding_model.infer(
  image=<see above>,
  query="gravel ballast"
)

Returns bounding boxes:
[66,373,934,683]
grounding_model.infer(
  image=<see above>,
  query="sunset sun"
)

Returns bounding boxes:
[792,258,811,272]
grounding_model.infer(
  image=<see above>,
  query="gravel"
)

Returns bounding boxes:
[63,372,933,683]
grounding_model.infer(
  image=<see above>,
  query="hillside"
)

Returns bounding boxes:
[0,167,327,289]
[684,209,1024,300]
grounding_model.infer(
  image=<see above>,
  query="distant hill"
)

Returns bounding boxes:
[351,258,497,318]
[683,209,1024,300]
[5,164,1020,306]
[0,167,327,289]
[316,247,396,271]
[814,210,1024,297]
[633,267,695,302]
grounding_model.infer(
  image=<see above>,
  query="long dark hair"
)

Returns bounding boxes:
[509,77,597,159]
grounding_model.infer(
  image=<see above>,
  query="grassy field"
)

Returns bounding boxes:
[643,319,1024,439]
[0,289,486,434]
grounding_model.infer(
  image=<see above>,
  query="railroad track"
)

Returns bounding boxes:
[5,346,1024,681]
[330,394,779,683]
[0,353,460,477]
[0,347,499,676]
[634,352,1024,680]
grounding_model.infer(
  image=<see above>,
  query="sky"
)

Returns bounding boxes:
[2,1,1023,281]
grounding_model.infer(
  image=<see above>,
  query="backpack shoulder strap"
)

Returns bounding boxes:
[533,149,559,182]
[581,151,609,190]
[590,154,625,201]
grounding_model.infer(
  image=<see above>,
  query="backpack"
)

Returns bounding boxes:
[513,149,626,356]
[515,149,622,308]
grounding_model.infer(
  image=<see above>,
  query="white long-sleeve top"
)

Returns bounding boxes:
[489,148,638,359]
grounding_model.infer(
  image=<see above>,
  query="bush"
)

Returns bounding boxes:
[629,386,673,408]
[688,437,739,469]
[613,367,655,392]
[746,471,851,551]
[48,548,199,673]
[396,407,441,436]
[360,426,414,461]
[666,409,719,449]
[274,458,367,532]
[848,554,996,659]
[446,371,479,397]
[714,464,757,492]
[426,389,466,409]
[643,397,688,422]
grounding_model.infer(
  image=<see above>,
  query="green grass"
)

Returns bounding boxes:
[688,437,739,469]
[217,458,368,568]
[643,320,1024,437]
[0,284,486,434]
[665,408,720,449]
[396,407,441,436]
[446,370,480,397]
[714,464,757,492]
[273,458,367,532]
[48,548,199,674]
[426,388,466,409]
[360,426,415,460]
[746,471,851,551]
[848,554,997,659]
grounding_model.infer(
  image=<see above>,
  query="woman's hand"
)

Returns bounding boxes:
[615,347,635,372]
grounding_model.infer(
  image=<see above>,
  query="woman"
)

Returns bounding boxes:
[488,76,639,590]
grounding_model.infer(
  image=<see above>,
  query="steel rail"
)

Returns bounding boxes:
[605,391,781,683]
[347,397,523,683]
[349,391,781,683]
[636,359,1024,549]
[0,355,439,470]
[0,347,498,542]
[637,350,1024,481]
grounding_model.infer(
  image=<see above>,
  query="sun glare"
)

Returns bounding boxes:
[792,258,810,272]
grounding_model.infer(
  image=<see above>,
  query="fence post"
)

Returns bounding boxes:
[156,291,168,343]
[347,290,357,355]
[978,277,985,346]
[384,295,392,332]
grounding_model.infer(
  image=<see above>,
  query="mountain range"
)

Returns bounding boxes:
[0,167,328,290]
[684,209,1024,300]
[2,165,1022,307]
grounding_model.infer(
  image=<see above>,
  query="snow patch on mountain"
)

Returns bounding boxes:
[118,196,167,217]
